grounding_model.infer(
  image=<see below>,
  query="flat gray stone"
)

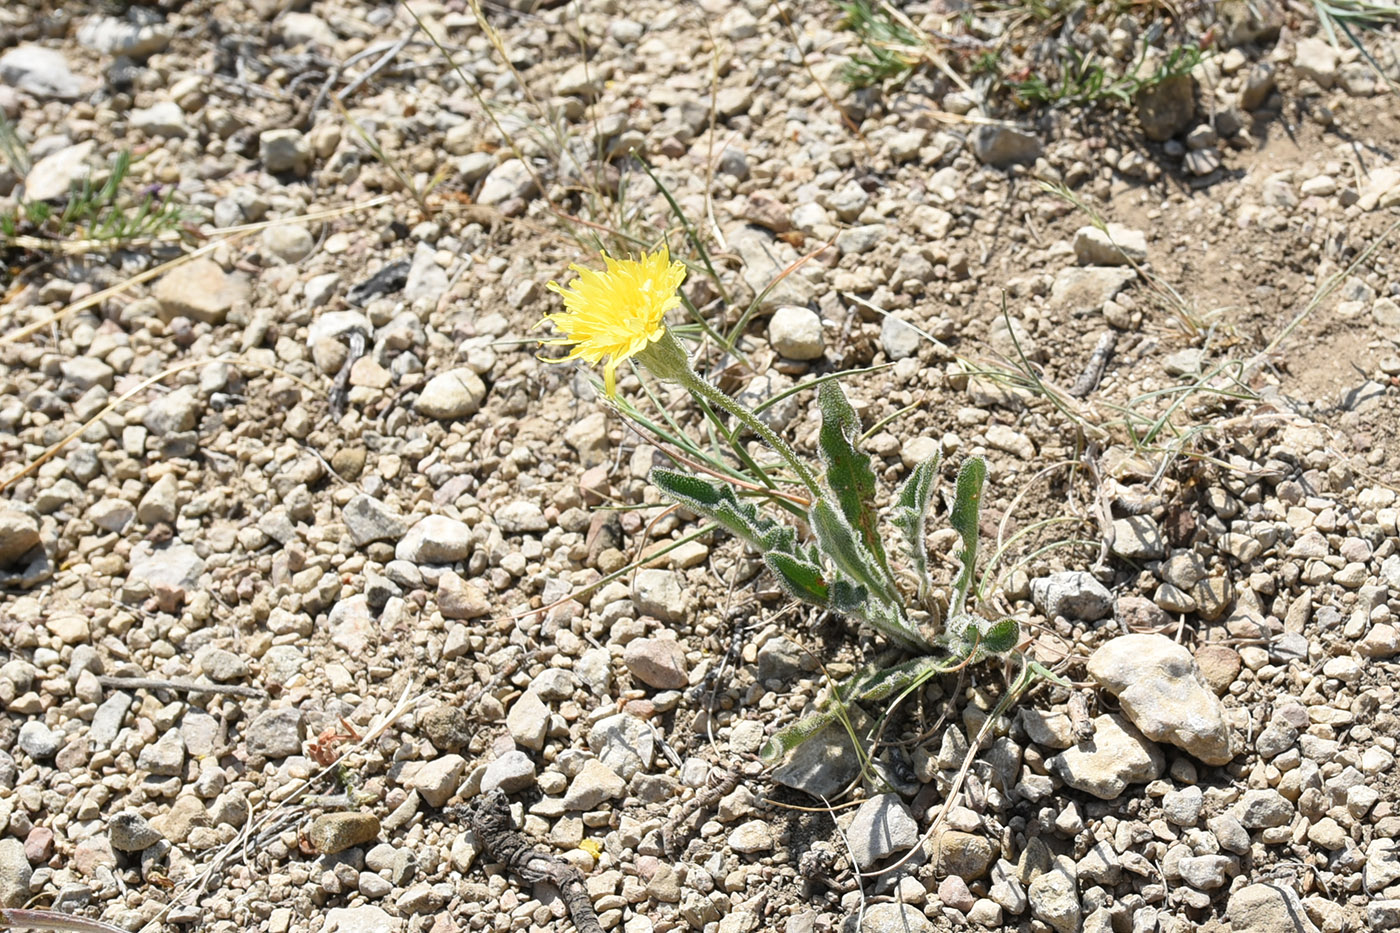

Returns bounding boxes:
[1226,883,1319,933]
[1050,266,1135,315]
[1031,571,1112,621]
[1110,515,1164,560]
[108,811,163,853]
[481,750,536,795]
[772,714,868,799]
[846,794,918,869]
[244,707,304,759]
[343,495,407,546]
[587,713,654,780]
[0,45,85,99]
[971,124,1041,167]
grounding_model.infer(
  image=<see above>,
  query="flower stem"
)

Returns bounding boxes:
[676,369,821,499]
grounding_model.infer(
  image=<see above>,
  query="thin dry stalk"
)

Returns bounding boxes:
[0,195,394,347]
[0,356,319,494]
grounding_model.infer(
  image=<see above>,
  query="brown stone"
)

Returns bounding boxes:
[1194,645,1242,694]
[153,258,250,324]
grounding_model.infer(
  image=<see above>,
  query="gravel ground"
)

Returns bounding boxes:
[2,2,1400,933]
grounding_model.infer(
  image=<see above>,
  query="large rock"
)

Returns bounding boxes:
[126,543,204,595]
[730,226,813,311]
[1028,857,1080,933]
[970,124,1042,167]
[244,708,305,759]
[108,811,163,853]
[396,516,471,564]
[1047,714,1164,799]
[1226,883,1320,933]
[415,369,487,420]
[1050,266,1135,315]
[0,838,31,907]
[768,306,824,360]
[309,813,380,855]
[342,495,407,546]
[1293,37,1338,90]
[622,638,689,689]
[23,140,97,201]
[771,714,869,799]
[1073,224,1147,266]
[587,713,653,780]
[860,903,932,933]
[1031,571,1112,621]
[0,46,85,99]
[631,569,687,622]
[77,15,173,57]
[1086,634,1235,765]
[154,259,250,324]
[476,158,536,206]
[1135,74,1195,141]
[847,795,918,869]
[0,510,41,567]
[259,128,311,175]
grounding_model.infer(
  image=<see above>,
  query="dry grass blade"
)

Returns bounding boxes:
[0,910,129,933]
[0,195,394,347]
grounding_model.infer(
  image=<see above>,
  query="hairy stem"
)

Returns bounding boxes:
[676,368,821,498]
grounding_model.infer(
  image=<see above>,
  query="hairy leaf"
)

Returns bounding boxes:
[949,456,987,617]
[652,468,782,551]
[810,498,894,607]
[816,382,893,585]
[980,617,1021,655]
[830,579,869,615]
[891,455,940,600]
[765,552,830,607]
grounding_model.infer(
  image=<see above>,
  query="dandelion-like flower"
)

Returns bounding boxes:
[541,248,688,396]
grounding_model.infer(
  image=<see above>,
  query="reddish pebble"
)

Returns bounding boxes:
[25,826,54,863]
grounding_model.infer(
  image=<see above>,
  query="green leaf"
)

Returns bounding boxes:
[652,468,784,551]
[816,382,894,586]
[810,498,892,606]
[830,579,869,615]
[1026,658,1073,688]
[949,456,987,617]
[891,455,940,601]
[759,707,841,763]
[979,617,1021,655]
[765,552,830,607]
[759,655,959,763]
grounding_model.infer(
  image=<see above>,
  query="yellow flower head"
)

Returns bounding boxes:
[541,248,687,396]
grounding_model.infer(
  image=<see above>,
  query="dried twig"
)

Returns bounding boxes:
[329,328,369,417]
[1069,330,1117,398]
[464,790,603,933]
[96,675,266,699]
[337,26,421,102]
[662,765,742,858]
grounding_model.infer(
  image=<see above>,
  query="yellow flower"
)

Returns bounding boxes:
[542,248,687,396]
